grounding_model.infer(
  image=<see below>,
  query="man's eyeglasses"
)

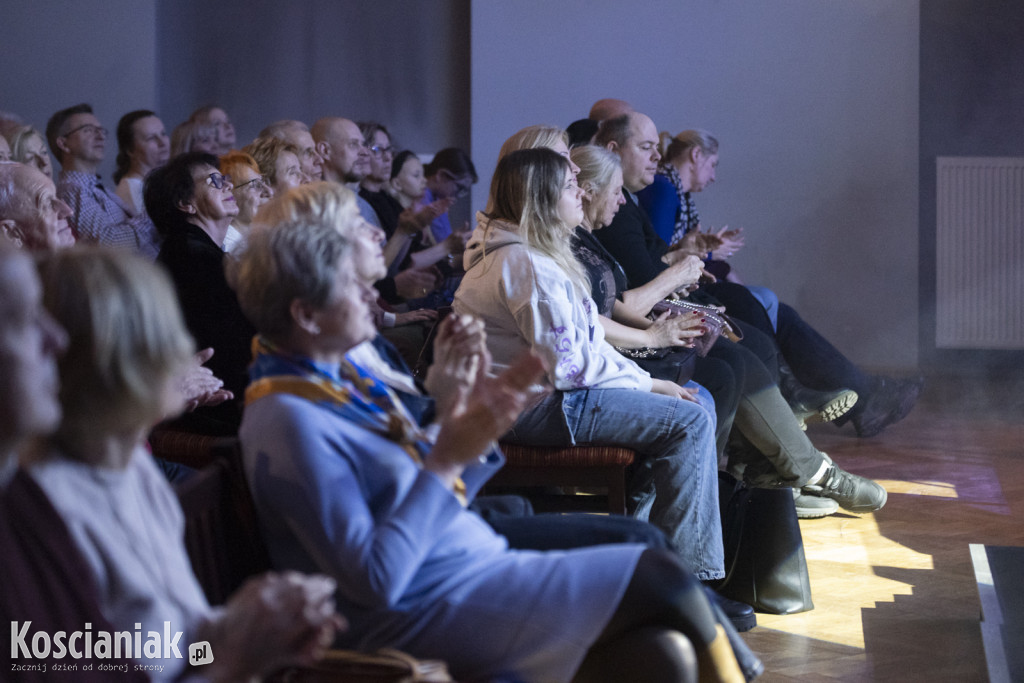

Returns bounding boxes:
[234,176,266,192]
[61,124,108,139]
[204,172,232,190]
[369,144,393,158]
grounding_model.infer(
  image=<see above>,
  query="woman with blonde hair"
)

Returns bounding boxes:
[170,119,217,157]
[454,147,728,583]
[9,126,53,179]
[243,136,305,195]
[27,247,343,681]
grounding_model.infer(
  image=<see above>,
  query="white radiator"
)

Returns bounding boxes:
[936,157,1024,349]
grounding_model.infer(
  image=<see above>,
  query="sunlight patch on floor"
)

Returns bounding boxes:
[755,512,932,650]
[876,479,959,498]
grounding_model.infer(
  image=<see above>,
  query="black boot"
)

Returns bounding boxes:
[777,358,858,429]
[702,587,765,681]
[850,375,924,438]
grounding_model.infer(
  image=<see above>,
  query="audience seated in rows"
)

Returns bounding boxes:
[230,181,757,681]
[453,147,726,579]
[0,242,342,681]
[0,92,931,681]
[0,160,230,409]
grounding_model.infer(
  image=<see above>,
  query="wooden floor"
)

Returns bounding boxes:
[743,375,1024,681]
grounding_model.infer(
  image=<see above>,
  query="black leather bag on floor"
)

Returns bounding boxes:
[715,473,814,615]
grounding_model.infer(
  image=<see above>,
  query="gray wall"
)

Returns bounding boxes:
[155,0,470,154]
[471,0,921,370]
[2,1,469,193]
[5,0,928,370]
[1,0,159,182]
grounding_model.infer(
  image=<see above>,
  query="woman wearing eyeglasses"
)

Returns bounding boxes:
[145,152,254,432]
[219,150,271,252]
[357,121,396,218]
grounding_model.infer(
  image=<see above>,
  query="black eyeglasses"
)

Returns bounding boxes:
[204,172,232,190]
[234,176,266,192]
[369,144,393,158]
[61,123,108,138]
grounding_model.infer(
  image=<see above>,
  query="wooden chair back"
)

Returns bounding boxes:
[174,438,270,605]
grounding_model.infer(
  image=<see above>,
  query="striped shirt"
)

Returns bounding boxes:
[57,170,161,259]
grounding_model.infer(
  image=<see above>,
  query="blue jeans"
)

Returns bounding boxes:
[745,285,779,332]
[505,388,724,581]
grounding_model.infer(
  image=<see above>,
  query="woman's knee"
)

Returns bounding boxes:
[575,627,697,683]
[620,550,709,618]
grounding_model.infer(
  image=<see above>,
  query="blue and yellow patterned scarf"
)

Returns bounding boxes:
[245,337,466,502]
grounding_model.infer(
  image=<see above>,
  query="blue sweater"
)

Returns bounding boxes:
[240,387,643,682]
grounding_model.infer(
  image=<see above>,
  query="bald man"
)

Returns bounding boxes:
[589,97,634,122]
[311,116,381,227]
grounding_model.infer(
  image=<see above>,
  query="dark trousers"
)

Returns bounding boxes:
[472,494,672,552]
[703,282,872,411]
[693,321,780,456]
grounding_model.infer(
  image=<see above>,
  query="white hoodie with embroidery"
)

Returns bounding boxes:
[453,213,652,392]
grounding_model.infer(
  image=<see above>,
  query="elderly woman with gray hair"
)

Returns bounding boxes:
[231,181,753,683]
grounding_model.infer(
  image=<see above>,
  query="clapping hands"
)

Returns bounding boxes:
[176,347,233,413]
[709,226,745,260]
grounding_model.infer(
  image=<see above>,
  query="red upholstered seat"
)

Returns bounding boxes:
[148,424,220,470]
[488,443,637,514]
